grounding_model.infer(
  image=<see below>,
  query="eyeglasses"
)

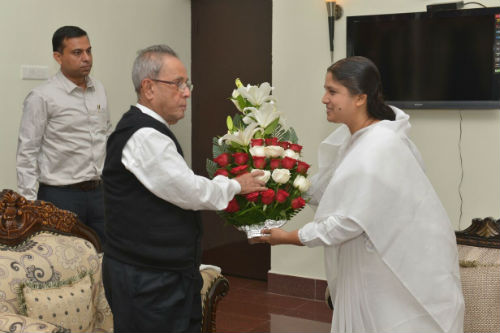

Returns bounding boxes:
[151,78,194,92]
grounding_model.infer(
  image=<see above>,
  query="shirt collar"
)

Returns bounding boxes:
[135,103,170,128]
[56,70,95,93]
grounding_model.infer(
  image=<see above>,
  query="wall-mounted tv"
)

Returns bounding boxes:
[346,7,500,109]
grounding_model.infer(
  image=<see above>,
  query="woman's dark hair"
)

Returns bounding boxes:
[327,56,395,121]
[52,26,88,53]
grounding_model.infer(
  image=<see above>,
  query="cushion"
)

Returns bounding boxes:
[458,244,500,333]
[17,272,94,333]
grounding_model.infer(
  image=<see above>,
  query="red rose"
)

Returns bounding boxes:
[265,137,278,146]
[276,189,289,203]
[225,198,239,212]
[230,165,248,175]
[232,152,249,165]
[252,156,266,169]
[269,159,281,170]
[251,138,264,146]
[296,161,310,174]
[291,197,306,209]
[214,153,230,167]
[289,144,303,153]
[281,157,297,169]
[261,189,275,205]
[278,141,290,149]
[245,191,260,202]
[214,168,229,177]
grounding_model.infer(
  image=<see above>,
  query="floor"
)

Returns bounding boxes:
[216,275,332,333]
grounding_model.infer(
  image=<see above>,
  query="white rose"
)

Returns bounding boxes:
[249,146,266,157]
[293,175,311,192]
[272,169,291,184]
[252,169,271,183]
[265,145,284,158]
[283,149,300,159]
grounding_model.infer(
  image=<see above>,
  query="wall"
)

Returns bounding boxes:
[271,0,500,280]
[0,0,192,192]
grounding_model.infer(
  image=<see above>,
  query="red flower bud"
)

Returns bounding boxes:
[289,144,303,153]
[214,168,229,177]
[251,138,264,146]
[261,189,275,205]
[269,159,281,170]
[296,161,310,174]
[225,198,240,212]
[276,189,289,203]
[265,137,278,146]
[245,191,260,202]
[281,157,297,169]
[252,156,266,169]
[278,141,290,149]
[232,152,249,165]
[214,153,231,167]
[291,197,306,210]
[230,165,249,175]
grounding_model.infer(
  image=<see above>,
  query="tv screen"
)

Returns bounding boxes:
[346,7,500,109]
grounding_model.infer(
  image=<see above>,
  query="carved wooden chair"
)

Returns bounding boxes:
[0,189,229,333]
[455,217,500,333]
[323,217,500,333]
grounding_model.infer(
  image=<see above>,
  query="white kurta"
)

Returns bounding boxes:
[299,107,464,333]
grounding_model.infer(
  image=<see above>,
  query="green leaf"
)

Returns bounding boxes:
[233,113,245,129]
[264,117,280,135]
[212,138,229,158]
[206,159,218,178]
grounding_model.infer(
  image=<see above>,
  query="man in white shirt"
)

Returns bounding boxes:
[101,44,266,333]
[16,26,111,245]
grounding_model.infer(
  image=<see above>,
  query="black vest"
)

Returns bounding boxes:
[102,106,201,271]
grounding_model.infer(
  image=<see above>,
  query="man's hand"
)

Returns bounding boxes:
[235,170,268,194]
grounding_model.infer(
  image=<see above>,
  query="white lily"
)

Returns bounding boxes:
[218,122,263,146]
[238,82,275,106]
[243,102,281,129]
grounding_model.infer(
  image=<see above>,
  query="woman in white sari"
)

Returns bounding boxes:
[256,57,464,333]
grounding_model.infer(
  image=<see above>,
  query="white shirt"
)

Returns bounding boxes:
[16,71,111,199]
[121,104,240,210]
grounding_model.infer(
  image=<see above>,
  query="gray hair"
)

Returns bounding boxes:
[132,44,178,95]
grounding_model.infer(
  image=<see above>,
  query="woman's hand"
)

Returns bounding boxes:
[252,228,303,246]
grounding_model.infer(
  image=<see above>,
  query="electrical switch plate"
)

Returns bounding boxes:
[21,65,49,80]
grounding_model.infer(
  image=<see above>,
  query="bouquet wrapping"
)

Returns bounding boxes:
[206,79,311,237]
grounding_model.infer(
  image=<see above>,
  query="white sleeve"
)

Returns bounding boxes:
[121,127,241,210]
[298,215,364,247]
[16,91,47,200]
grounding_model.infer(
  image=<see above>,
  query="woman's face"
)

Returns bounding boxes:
[321,72,358,125]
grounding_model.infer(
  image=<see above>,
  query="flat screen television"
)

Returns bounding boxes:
[346,7,500,109]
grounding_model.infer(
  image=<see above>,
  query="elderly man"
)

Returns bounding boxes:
[102,44,266,333]
[17,26,111,244]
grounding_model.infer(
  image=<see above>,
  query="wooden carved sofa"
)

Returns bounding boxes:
[0,189,229,333]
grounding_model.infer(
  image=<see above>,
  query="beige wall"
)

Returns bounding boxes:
[0,0,192,192]
[271,0,500,280]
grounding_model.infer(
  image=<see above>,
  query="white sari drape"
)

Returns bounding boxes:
[301,107,464,333]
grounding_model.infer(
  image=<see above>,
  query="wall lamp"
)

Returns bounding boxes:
[326,0,343,62]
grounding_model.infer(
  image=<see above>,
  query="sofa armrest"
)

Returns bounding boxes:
[0,312,66,333]
[200,269,229,333]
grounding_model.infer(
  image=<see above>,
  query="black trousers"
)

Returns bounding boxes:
[102,255,202,333]
[37,183,106,245]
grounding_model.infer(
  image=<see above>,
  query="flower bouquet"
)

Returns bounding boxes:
[206,79,311,238]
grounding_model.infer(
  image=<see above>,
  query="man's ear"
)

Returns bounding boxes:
[355,93,367,107]
[53,52,62,65]
[142,79,155,100]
